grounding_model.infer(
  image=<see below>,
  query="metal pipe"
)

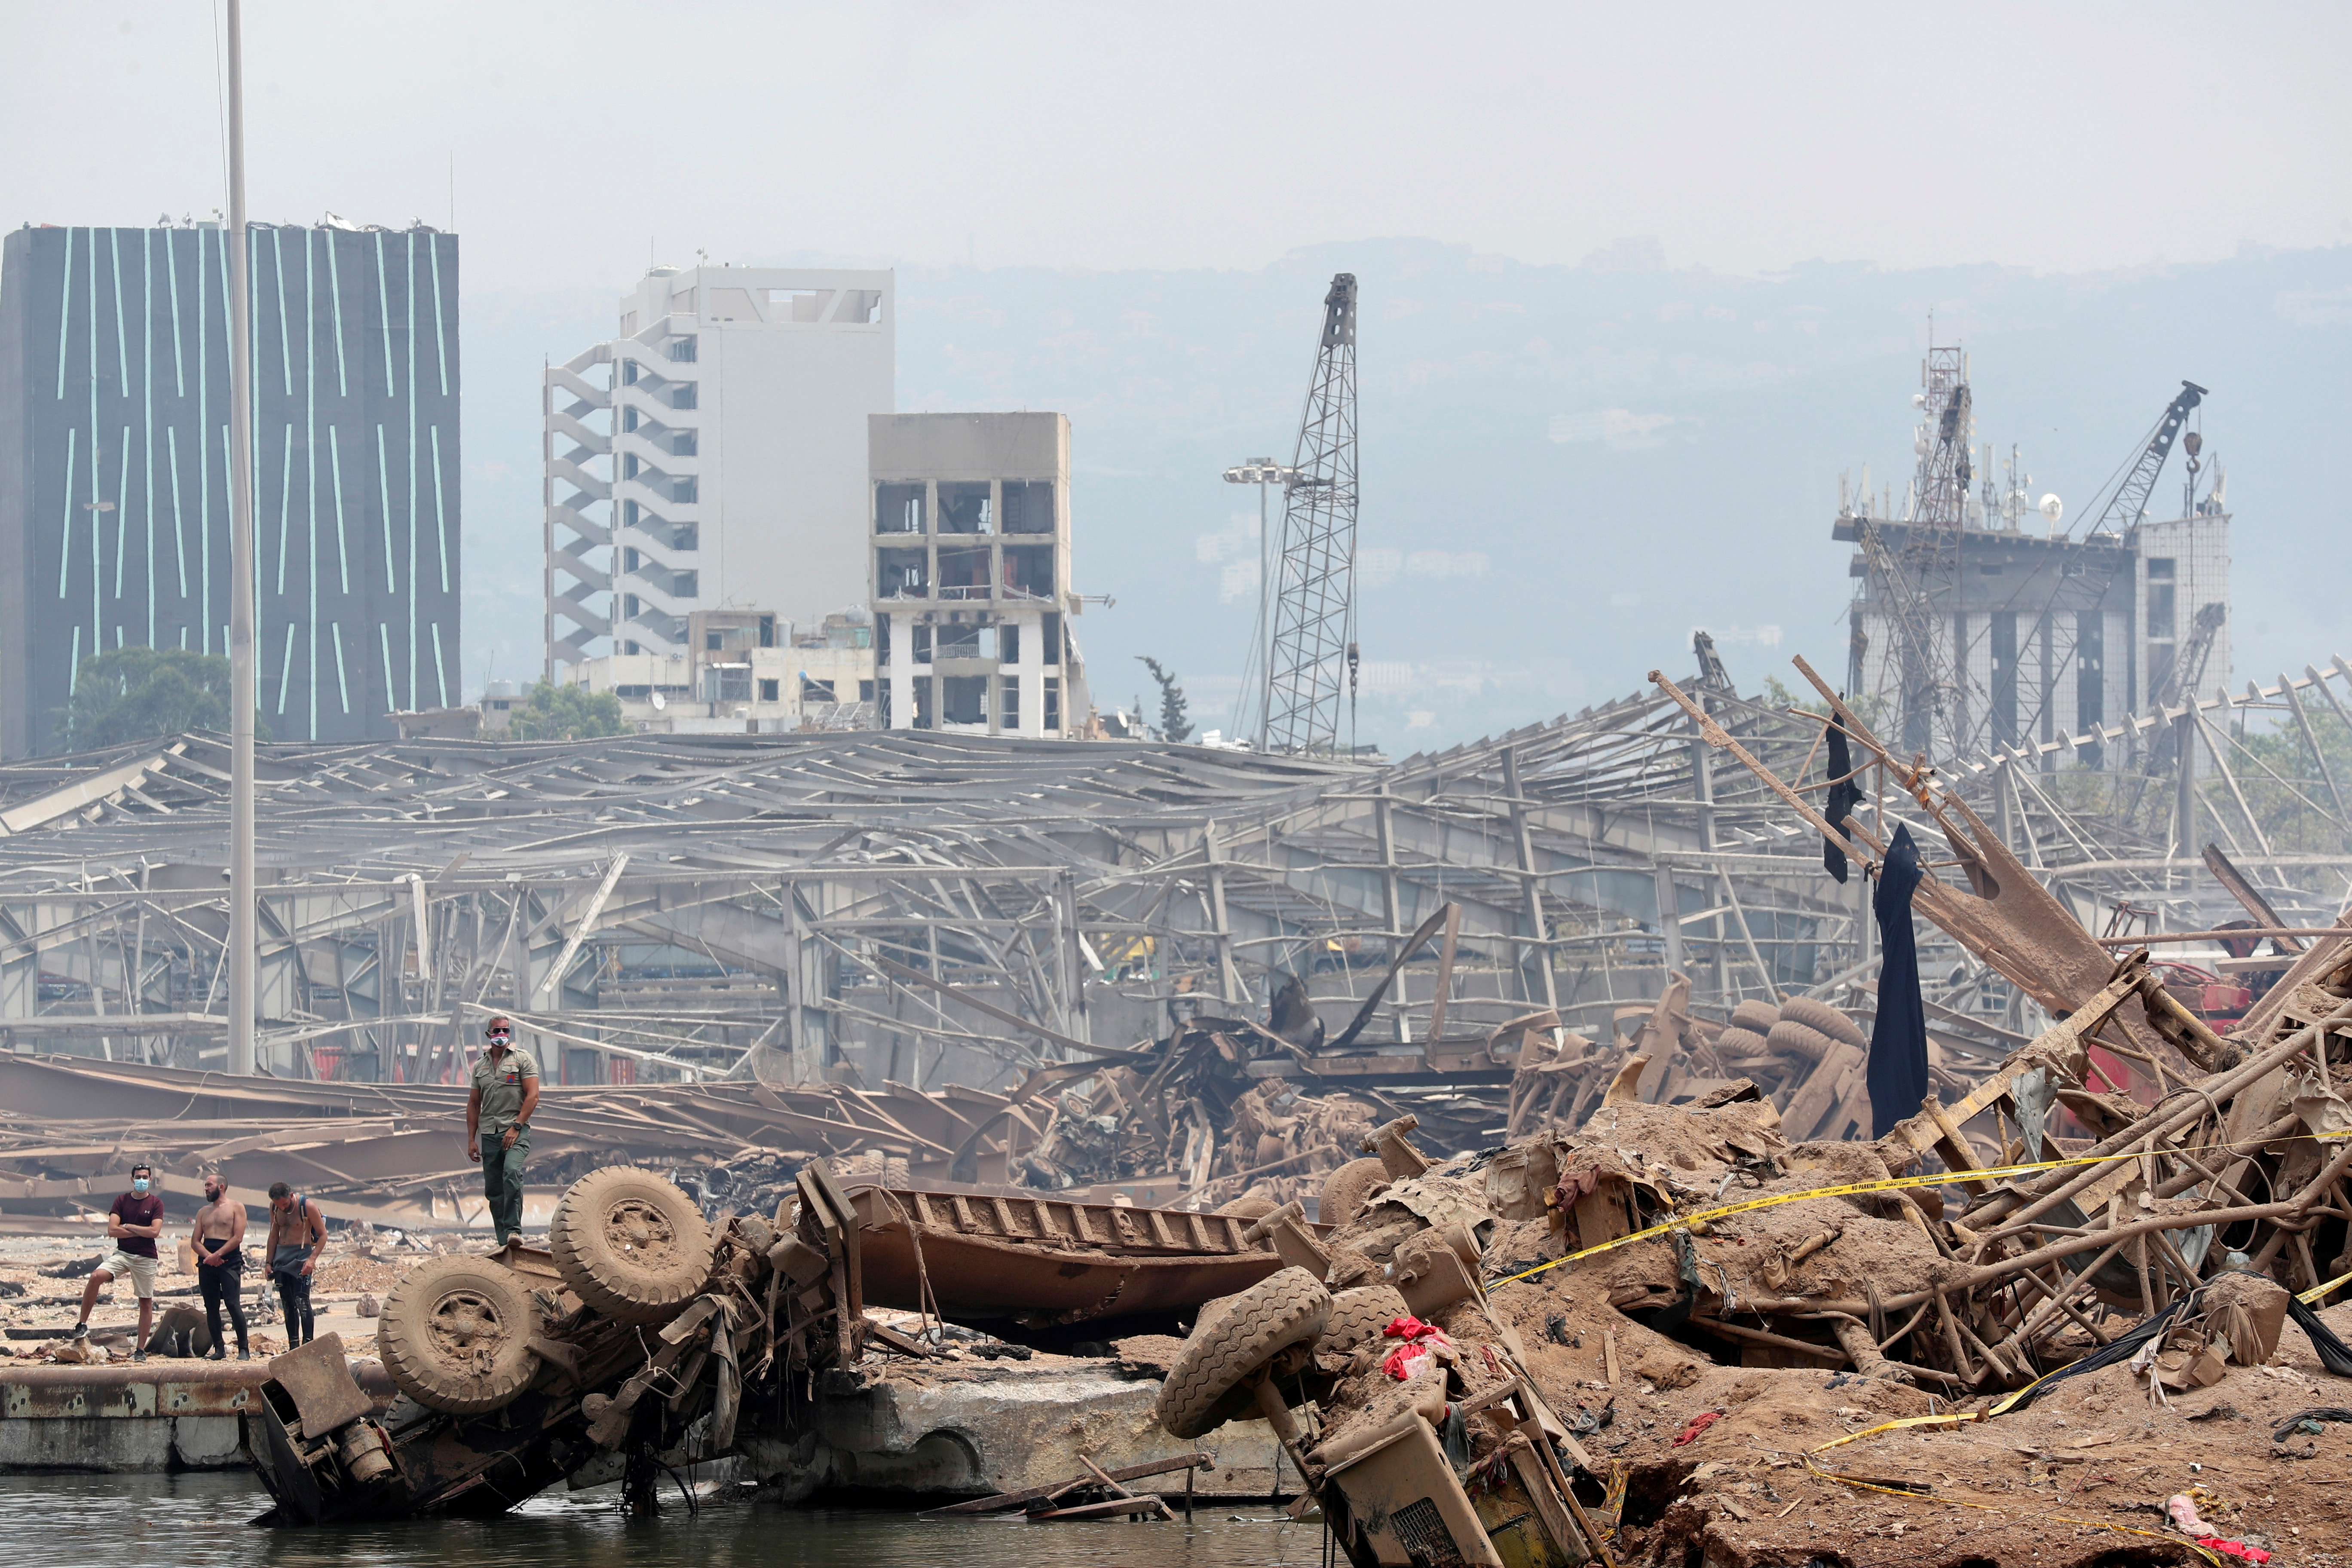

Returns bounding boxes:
[225,0,257,1078]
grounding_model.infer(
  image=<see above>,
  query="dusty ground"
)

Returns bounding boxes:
[0,1229,439,1362]
[1468,1218,2352,1567]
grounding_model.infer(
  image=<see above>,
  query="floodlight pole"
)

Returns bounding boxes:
[226,0,258,1076]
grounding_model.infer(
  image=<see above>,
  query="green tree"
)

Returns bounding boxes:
[1137,656,1193,742]
[507,680,628,741]
[51,646,264,752]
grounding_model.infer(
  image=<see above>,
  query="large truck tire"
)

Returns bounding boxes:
[1318,1158,1390,1226]
[549,1167,714,1322]
[1155,1265,1331,1439]
[1778,996,1867,1049]
[377,1255,542,1415]
[1315,1283,1411,1373]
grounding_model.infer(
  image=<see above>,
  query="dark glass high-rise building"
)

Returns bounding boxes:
[0,221,460,755]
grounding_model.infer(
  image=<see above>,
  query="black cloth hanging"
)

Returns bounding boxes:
[1822,716,1865,884]
[1867,824,1930,1138]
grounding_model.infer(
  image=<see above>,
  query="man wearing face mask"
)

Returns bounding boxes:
[190,1174,252,1360]
[466,1015,540,1246]
[71,1164,165,1358]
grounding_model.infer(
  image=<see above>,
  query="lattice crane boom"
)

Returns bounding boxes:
[1262,274,1359,756]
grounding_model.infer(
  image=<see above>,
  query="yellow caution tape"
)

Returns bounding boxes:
[1485,1133,2327,1290]
[2299,1265,2352,1306]
[1802,1419,2226,1567]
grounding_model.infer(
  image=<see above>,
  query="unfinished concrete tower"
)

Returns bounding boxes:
[544,265,893,676]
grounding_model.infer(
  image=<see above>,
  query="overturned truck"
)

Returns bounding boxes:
[241,1159,1306,1522]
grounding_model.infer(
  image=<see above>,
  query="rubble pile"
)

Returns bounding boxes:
[1141,931,2352,1567]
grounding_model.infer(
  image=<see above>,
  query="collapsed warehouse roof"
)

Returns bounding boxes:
[0,646,2341,1145]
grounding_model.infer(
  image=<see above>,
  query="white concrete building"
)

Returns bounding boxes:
[545,264,894,672]
[562,608,878,733]
[870,413,1091,736]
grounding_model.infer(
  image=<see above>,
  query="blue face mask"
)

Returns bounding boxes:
[131,1178,151,1196]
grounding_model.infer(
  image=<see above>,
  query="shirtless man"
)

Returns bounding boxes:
[264,1183,328,1347]
[190,1174,251,1361]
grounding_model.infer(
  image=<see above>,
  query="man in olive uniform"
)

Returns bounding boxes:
[466,1016,540,1245]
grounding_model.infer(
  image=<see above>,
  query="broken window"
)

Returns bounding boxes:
[1001,676,1021,728]
[878,549,928,599]
[1002,480,1054,534]
[759,678,781,703]
[704,665,752,704]
[859,680,875,703]
[769,288,835,323]
[2077,610,2105,769]
[876,616,891,660]
[1042,612,1062,665]
[800,677,835,704]
[935,622,982,659]
[876,483,924,534]
[998,623,1020,665]
[938,481,992,534]
[913,678,934,729]
[2147,558,2177,640]
[1003,545,1054,600]
[911,624,933,664]
[941,675,987,726]
[937,546,991,599]
[1043,676,1060,733]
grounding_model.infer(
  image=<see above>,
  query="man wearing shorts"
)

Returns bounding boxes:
[264,1182,327,1347]
[72,1164,164,1359]
[190,1174,251,1360]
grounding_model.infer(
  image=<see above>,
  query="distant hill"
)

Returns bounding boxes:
[459,239,2352,751]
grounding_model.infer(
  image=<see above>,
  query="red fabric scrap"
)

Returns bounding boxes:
[1672,1409,1725,1446]
[2196,1540,2271,1565]
[1381,1314,1451,1381]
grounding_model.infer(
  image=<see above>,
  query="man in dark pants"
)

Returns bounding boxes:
[466,1015,540,1246]
[265,1182,327,1347]
[190,1174,251,1361]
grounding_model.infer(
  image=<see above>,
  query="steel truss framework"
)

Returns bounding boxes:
[1265,273,1358,756]
[0,648,2344,1093]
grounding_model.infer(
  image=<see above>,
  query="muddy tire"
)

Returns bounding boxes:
[1715,1026,1770,1059]
[1729,999,1782,1035]
[1766,1020,1840,1066]
[1155,1265,1330,1439]
[377,1255,542,1415]
[550,1167,714,1322]
[1778,996,1866,1049]
[1318,1157,1389,1226]
[1316,1283,1409,1372]
[1215,1191,1280,1220]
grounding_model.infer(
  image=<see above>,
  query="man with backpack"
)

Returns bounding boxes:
[264,1182,328,1348]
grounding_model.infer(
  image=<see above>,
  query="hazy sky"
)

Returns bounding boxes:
[10,2,2351,288]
